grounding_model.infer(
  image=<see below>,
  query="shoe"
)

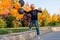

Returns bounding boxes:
[37,35,40,40]
[29,28,32,31]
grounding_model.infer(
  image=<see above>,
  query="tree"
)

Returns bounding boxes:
[0,17,7,28]
[38,8,42,26]
[52,13,58,22]
[58,14,60,23]
[23,2,31,12]
[4,14,16,28]
[41,8,51,26]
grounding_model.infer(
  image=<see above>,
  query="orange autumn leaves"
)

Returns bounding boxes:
[10,8,24,19]
[23,2,31,12]
[0,0,3,8]
[13,2,21,10]
[11,2,31,19]
[10,8,18,17]
[2,0,12,9]
[0,0,4,14]
[0,0,12,15]
[11,0,23,19]
[0,0,23,19]
[0,0,43,20]
[0,0,44,20]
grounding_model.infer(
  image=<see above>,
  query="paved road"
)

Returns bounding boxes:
[33,31,60,40]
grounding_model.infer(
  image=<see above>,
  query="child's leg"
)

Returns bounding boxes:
[34,20,40,35]
[29,21,33,30]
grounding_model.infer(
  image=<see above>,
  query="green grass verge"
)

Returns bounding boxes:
[0,27,35,35]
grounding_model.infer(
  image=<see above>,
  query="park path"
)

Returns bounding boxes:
[32,31,60,40]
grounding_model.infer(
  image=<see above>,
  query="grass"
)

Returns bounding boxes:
[0,27,35,35]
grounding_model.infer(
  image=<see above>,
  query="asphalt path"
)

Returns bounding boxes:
[33,31,60,40]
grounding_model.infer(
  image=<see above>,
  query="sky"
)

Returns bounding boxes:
[24,0,60,15]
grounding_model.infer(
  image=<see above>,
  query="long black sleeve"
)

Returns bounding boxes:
[24,10,31,14]
[36,9,42,13]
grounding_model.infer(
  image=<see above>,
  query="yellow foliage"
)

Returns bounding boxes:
[13,0,19,3]
[58,15,60,22]
[2,0,12,9]
[47,16,52,23]
[16,13,24,19]
[52,13,58,22]
[23,2,31,12]
[9,8,18,17]
[0,8,4,15]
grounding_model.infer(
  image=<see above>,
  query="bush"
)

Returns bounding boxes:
[18,22,22,27]
[4,14,16,28]
[48,21,59,26]
[0,17,7,28]
[12,20,20,28]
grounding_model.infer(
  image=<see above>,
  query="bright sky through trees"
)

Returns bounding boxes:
[24,0,60,15]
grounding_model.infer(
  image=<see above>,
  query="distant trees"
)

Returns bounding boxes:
[0,0,60,28]
[38,8,60,26]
